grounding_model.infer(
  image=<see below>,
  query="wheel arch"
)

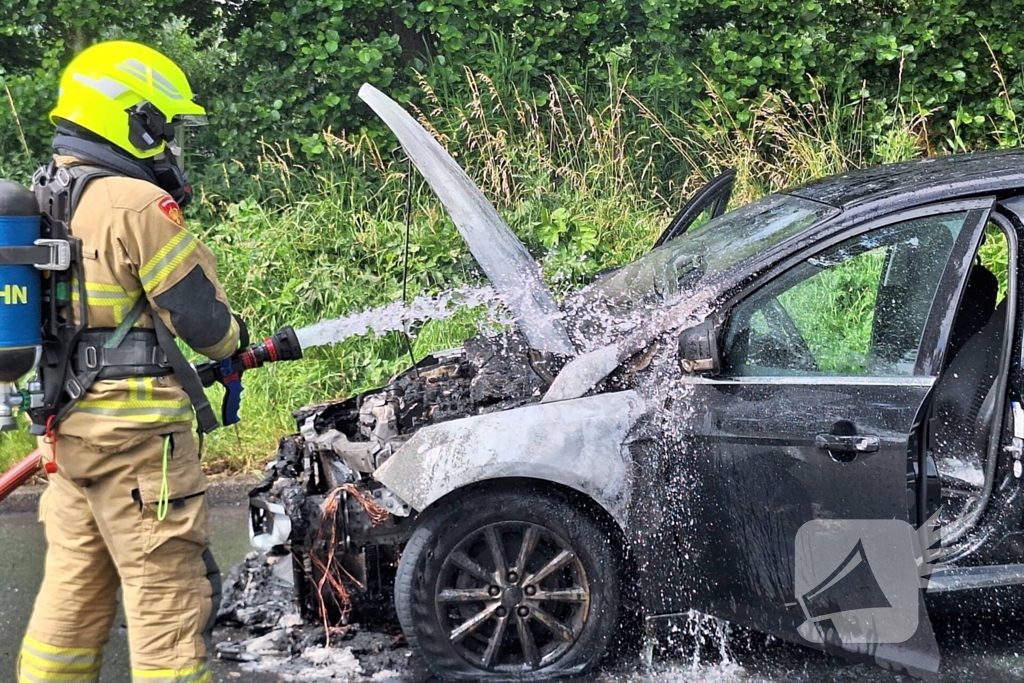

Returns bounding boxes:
[424,476,627,544]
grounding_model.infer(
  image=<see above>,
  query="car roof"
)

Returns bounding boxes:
[786,148,1024,209]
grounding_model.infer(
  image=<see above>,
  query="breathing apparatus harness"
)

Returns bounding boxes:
[26,159,220,436]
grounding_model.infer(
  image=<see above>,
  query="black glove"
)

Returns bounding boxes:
[234,314,250,352]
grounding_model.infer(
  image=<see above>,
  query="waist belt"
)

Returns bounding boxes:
[75,328,172,381]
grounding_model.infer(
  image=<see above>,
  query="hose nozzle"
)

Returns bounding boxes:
[196,326,304,390]
[238,325,303,370]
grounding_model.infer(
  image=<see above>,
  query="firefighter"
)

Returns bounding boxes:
[17,41,243,683]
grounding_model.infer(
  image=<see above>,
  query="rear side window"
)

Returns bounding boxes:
[723,212,971,377]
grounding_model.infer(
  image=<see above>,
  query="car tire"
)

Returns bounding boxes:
[394,487,621,681]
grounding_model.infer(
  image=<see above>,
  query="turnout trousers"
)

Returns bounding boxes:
[17,428,220,683]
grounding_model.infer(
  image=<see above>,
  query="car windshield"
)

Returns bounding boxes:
[577,193,839,320]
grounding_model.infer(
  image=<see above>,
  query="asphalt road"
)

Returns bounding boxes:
[0,502,281,683]
[6,498,1024,683]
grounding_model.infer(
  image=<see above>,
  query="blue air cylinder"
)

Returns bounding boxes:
[0,180,41,382]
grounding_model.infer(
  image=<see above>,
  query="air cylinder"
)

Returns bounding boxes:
[0,180,41,383]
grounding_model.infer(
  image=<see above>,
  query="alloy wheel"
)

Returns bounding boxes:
[434,521,592,672]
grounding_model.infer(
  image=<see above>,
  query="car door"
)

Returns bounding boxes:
[652,168,736,248]
[638,198,995,676]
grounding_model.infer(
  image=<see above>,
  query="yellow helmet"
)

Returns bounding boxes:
[50,41,207,160]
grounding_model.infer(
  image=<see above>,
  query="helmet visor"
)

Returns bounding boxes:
[173,114,209,127]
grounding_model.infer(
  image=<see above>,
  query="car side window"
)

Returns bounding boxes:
[723,212,972,377]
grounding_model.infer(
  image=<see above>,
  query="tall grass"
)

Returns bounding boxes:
[0,67,1000,474]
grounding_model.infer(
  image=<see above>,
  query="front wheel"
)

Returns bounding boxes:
[394,487,621,681]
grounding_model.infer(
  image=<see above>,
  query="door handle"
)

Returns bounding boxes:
[815,434,880,459]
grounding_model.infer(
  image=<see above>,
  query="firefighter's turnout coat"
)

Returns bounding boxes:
[19,155,239,683]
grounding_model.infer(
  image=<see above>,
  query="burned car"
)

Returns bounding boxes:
[250,84,1024,681]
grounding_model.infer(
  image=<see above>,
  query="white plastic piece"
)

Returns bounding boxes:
[249,501,292,551]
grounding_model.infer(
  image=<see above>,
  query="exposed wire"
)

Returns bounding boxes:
[341,483,391,526]
[309,487,364,645]
[305,483,392,644]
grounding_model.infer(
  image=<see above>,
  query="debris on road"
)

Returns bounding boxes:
[216,551,419,682]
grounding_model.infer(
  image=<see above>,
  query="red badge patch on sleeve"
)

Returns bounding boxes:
[158,196,185,227]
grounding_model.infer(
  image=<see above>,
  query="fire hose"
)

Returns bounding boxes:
[0,450,41,503]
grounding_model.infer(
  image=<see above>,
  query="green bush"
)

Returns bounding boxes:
[5,1,1024,173]
[0,1,216,166]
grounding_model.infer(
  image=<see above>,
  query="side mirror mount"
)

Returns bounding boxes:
[678,319,721,375]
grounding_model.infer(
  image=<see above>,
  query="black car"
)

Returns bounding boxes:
[249,84,1024,681]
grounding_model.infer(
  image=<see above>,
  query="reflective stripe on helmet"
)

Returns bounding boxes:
[115,59,185,101]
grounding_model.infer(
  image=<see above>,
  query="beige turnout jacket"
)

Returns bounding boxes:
[55,155,239,450]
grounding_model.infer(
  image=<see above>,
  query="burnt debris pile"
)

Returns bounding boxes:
[216,550,415,681]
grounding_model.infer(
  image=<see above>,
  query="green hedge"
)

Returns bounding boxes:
[2,0,1023,180]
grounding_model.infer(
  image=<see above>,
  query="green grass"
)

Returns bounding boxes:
[780,251,885,374]
[3,68,1013,474]
[0,425,35,473]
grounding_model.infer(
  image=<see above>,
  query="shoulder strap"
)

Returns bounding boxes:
[67,165,118,220]
[31,162,119,229]
[151,314,221,434]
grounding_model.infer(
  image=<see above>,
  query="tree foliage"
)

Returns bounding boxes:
[2,0,1023,173]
